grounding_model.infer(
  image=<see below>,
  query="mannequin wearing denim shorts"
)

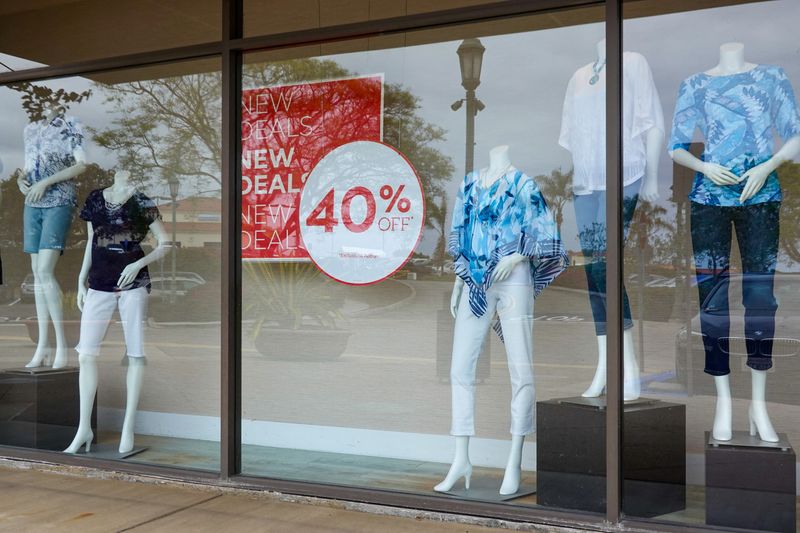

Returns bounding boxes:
[18,105,87,369]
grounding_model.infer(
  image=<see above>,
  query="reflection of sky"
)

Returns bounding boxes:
[1,1,800,254]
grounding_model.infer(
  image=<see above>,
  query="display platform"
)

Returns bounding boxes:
[536,396,686,517]
[439,475,535,502]
[706,431,796,533]
[0,367,96,450]
[65,442,148,460]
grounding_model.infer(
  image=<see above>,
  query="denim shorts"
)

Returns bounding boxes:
[23,204,74,254]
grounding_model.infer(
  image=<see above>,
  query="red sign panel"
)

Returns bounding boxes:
[241,75,383,260]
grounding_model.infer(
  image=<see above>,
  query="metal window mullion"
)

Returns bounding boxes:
[605,0,623,525]
[220,0,243,480]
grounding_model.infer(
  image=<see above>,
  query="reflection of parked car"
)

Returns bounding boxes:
[149,274,206,300]
[21,274,36,302]
[675,273,800,405]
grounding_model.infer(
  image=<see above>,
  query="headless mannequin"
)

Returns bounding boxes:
[19,104,87,369]
[580,39,664,401]
[65,170,170,454]
[670,43,800,442]
[437,145,528,495]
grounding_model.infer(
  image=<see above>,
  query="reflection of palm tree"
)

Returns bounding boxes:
[536,168,572,238]
[630,199,674,265]
[426,194,448,274]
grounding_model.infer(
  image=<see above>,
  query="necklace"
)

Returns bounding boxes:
[589,58,606,85]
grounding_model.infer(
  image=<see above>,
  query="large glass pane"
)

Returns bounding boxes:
[240,8,614,513]
[623,1,800,529]
[0,58,221,471]
[0,1,220,71]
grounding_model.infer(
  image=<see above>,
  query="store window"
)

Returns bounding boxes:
[238,7,624,512]
[623,0,800,530]
[0,58,221,471]
[0,1,220,71]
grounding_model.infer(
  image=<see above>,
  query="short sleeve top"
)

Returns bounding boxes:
[669,64,800,206]
[80,189,161,292]
[24,115,85,208]
[559,52,664,195]
[448,168,568,320]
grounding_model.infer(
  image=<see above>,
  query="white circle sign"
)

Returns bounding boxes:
[299,141,425,285]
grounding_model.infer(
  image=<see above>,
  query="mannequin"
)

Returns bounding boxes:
[18,103,87,369]
[65,169,169,454]
[436,145,568,495]
[559,40,665,400]
[669,43,800,442]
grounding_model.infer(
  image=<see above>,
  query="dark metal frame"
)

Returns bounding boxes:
[0,1,748,531]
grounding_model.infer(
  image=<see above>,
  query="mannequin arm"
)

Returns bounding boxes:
[669,148,739,186]
[493,252,526,283]
[26,157,87,203]
[117,219,171,289]
[77,222,94,311]
[450,277,464,318]
[739,135,800,202]
[640,127,664,202]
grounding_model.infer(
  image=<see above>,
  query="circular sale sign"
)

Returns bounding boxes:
[299,141,424,285]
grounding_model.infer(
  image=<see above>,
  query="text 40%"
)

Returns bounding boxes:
[305,184,413,233]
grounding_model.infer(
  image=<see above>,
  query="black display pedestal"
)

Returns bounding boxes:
[705,431,796,533]
[537,397,686,517]
[0,367,96,451]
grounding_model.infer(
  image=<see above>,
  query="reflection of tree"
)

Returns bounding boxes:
[778,161,800,264]
[536,168,572,238]
[7,82,92,122]
[629,199,675,267]
[427,195,448,273]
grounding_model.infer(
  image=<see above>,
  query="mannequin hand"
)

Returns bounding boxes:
[738,161,773,203]
[25,180,49,203]
[493,253,525,283]
[77,283,87,312]
[450,279,464,318]
[701,162,739,186]
[117,261,143,289]
[639,178,659,202]
[15,170,31,195]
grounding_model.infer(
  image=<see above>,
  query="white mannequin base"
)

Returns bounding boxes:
[581,330,641,401]
[712,369,778,443]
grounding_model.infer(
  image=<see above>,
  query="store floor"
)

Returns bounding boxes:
[0,463,507,532]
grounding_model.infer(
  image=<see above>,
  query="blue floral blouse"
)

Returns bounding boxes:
[23,115,85,208]
[669,65,800,206]
[448,168,568,327]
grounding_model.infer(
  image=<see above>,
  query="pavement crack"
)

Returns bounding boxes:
[116,494,223,532]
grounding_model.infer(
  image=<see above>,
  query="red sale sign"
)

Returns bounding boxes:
[241,75,383,260]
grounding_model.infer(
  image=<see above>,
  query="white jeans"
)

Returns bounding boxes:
[450,279,535,436]
[75,288,148,358]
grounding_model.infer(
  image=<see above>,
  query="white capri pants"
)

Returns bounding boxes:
[450,273,534,437]
[75,287,148,358]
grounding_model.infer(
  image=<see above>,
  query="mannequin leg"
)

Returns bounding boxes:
[26,254,52,367]
[119,358,145,453]
[749,369,778,442]
[434,436,472,492]
[581,331,640,400]
[499,435,524,495]
[27,250,68,368]
[712,375,732,441]
[64,354,98,453]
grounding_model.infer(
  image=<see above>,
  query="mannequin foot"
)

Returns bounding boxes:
[581,374,605,398]
[52,348,68,370]
[749,404,779,443]
[25,347,52,368]
[623,378,641,402]
[119,426,135,454]
[499,465,521,495]
[64,427,94,454]
[712,397,732,441]
[434,461,472,492]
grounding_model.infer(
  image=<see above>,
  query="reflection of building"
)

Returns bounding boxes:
[157,196,221,248]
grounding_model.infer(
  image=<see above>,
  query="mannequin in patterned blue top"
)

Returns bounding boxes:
[670,43,800,444]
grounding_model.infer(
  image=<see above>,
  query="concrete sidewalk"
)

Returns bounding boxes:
[0,463,559,533]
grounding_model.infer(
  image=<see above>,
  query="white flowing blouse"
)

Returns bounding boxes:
[559,51,664,195]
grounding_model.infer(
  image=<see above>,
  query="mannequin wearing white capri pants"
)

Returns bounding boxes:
[65,169,169,454]
[435,146,568,495]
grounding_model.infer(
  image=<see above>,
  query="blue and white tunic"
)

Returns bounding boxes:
[448,168,568,330]
[23,115,85,208]
[669,65,800,206]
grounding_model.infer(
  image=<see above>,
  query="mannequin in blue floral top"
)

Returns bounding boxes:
[435,145,568,496]
[670,43,800,444]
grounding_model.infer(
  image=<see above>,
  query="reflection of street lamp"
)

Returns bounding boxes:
[452,38,486,175]
[167,174,180,304]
